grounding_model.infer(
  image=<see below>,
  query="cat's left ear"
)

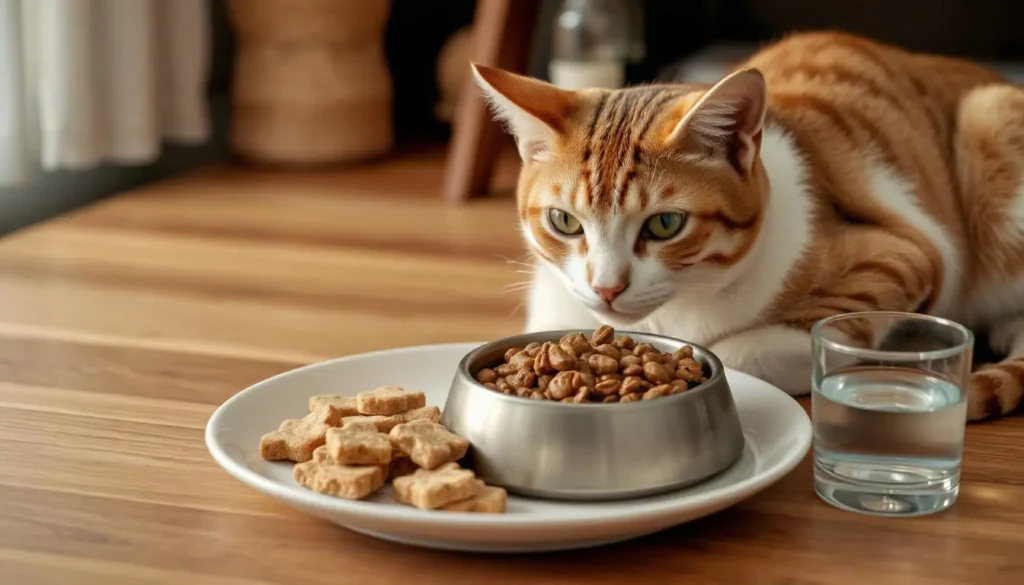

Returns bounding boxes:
[667,68,767,175]
[472,64,579,162]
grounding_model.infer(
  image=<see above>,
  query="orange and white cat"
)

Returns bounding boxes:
[473,31,1024,421]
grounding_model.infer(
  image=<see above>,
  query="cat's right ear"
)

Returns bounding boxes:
[472,64,579,162]
[666,68,767,175]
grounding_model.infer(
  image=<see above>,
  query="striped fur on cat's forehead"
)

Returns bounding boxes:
[567,84,703,212]
[569,82,704,211]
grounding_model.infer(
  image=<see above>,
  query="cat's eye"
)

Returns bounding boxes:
[644,213,686,240]
[548,209,583,236]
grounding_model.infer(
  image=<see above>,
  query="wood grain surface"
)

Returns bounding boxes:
[1,148,1021,585]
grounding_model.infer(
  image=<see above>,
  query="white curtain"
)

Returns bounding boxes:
[0,0,210,186]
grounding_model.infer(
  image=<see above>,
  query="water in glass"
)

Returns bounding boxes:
[813,366,966,516]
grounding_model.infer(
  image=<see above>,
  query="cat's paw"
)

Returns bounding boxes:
[709,326,813,396]
[967,362,1024,421]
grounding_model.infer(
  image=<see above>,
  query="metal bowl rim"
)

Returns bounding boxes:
[452,329,729,411]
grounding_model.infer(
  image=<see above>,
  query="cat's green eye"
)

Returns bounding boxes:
[548,209,583,236]
[644,213,686,240]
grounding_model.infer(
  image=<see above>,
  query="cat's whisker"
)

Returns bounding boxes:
[495,253,531,261]
[631,292,671,303]
[496,254,535,269]
[501,281,533,292]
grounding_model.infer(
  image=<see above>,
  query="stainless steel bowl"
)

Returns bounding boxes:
[440,330,745,500]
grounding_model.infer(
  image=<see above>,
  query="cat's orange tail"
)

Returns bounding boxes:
[968,359,1024,420]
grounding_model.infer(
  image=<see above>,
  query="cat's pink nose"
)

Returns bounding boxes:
[592,282,628,304]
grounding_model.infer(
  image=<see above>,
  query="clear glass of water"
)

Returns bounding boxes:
[811,311,973,517]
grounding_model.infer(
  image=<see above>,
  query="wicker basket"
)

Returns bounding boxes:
[227,0,394,166]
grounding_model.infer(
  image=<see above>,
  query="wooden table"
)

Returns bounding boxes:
[1,151,1022,584]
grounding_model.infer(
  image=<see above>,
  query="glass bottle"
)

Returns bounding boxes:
[549,0,640,90]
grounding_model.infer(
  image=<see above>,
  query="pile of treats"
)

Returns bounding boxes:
[259,386,506,513]
[476,325,709,403]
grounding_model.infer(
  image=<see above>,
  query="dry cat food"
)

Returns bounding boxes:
[259,385,506,514]
[474,325,708,403]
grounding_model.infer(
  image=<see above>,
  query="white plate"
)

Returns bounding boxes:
[206,342,811,553]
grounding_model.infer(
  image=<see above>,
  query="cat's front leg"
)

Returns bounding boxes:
[524,263,602,332]
[709,325,814,396]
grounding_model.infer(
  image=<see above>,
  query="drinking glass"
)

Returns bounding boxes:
[811,311,973,517]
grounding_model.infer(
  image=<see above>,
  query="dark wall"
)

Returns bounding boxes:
[385,0,476,141]
[737,0,1024,58]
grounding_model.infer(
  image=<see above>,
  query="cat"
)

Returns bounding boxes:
[472,31,1024,421]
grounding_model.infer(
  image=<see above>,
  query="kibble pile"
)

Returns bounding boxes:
[474,326,708,403]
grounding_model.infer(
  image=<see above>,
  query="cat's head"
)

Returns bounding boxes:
[474,65,771,326]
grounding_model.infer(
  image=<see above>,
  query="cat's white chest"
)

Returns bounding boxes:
[631,293,763,346]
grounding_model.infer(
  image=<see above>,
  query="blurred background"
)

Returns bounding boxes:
[2,0,1024,235]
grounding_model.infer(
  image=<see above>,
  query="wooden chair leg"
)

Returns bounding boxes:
[442,0,542,202]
